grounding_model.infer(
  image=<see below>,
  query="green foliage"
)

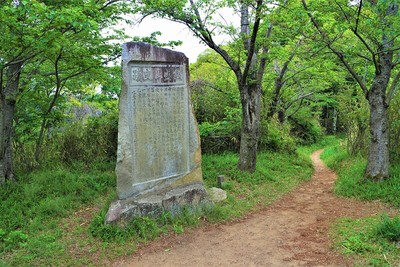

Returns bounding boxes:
[201,150,313,220]
[319,142,348,170]
[321,142,400,206]
[341,235,374,254]
[297,135,342,158]
[198,107,241,153]
[89,210,163,242]
[389,94,400,163]
[376,215,400,242]
[333,216,400,266]
[59,108,118,165]
[14,99,119,172]
[289,111,323,145]
[0,166,115,253]
[336,87,370,156]
[133,31,182,48]
[89,206,202,243]
[1,230,28,252]
[259,119,296,153]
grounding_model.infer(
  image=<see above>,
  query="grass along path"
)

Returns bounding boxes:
[0,149,313,266]
[114,150,398,267]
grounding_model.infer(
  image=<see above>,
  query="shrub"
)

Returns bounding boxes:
[288,109,323,145]
[199,107,241,153]
[376,215,400,242]
[259,118,297,153]
[51,108,118,166]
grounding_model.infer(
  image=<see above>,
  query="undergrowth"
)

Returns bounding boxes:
[333,216,400,266]
[0,148,314,266]
[321,138,400,266]
[321,142,400,207]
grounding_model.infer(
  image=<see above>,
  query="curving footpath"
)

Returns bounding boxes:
[114,150,395,267]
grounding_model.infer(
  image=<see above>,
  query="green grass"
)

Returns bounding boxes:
[0,162,117,266]
[333,216,400,266]
[0,149,315,266]
[201,150,313,221]
[297,135,341,158]
[320,138,400,266]
[320,143,400,207]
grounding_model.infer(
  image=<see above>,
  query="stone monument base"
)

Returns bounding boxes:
[105,183,209,225]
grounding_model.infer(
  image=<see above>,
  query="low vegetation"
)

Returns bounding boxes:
[321,140,400,266]
[0,146,314,266]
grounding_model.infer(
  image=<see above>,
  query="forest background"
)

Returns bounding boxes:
[1,0,400,266]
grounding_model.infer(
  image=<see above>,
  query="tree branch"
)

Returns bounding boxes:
[242,0,263,86]
[301,0,369,96]
[257,23,272,85]
[190,79,230,95]
[355,0,363,33]
[286,92,314,118]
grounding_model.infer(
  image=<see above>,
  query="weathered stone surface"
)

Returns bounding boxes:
[105,184,209,225]
[208,187,227,203]
[106,42,207,223]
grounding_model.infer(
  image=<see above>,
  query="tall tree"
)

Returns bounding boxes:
[137,0,273,172]
[302,0,399,180]
[0,0,132,184]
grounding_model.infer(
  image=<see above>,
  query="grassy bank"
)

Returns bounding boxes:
[1,148,314,266]
[321,141,400,266]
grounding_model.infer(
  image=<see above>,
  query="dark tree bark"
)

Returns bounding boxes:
[365,85,389,180]
[364,48,393,180]
[237,82,261,172]
[235,1,270,172]
[0,61,23,183]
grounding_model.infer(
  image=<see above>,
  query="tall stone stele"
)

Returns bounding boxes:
[105,42,208,224]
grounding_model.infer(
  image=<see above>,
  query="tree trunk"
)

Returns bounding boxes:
[0,62,23,184]
[34,118,47,163]
[364,79,390,181]
[237,83,261,172]
[332,107,337,134]
[0,91,3,184]
[364,2,396,181]
[267,76,282,119]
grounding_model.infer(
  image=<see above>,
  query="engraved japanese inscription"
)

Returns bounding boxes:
[107,42,206,223]
[128,63,190,184]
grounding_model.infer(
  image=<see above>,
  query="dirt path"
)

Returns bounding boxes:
[114,150,395,267]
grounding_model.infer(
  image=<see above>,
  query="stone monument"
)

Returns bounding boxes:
[105,42,208,224]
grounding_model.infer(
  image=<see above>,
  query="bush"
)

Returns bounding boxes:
[336,88,369,156]
[199,107,241,153]
[51,108,118,166]
[288,109,323,145]
[259,118,297,153]
[376,215,400,242]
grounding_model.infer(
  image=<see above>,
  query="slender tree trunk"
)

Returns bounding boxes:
[0,89,3,184]
[0,62,23,183]
[332,107,337,134]
[34,49,63,163]
[237,83,261,172]
[34,118,47,163]
[267,76,283,119]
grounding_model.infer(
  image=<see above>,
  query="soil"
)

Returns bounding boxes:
[113,150,397,267]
